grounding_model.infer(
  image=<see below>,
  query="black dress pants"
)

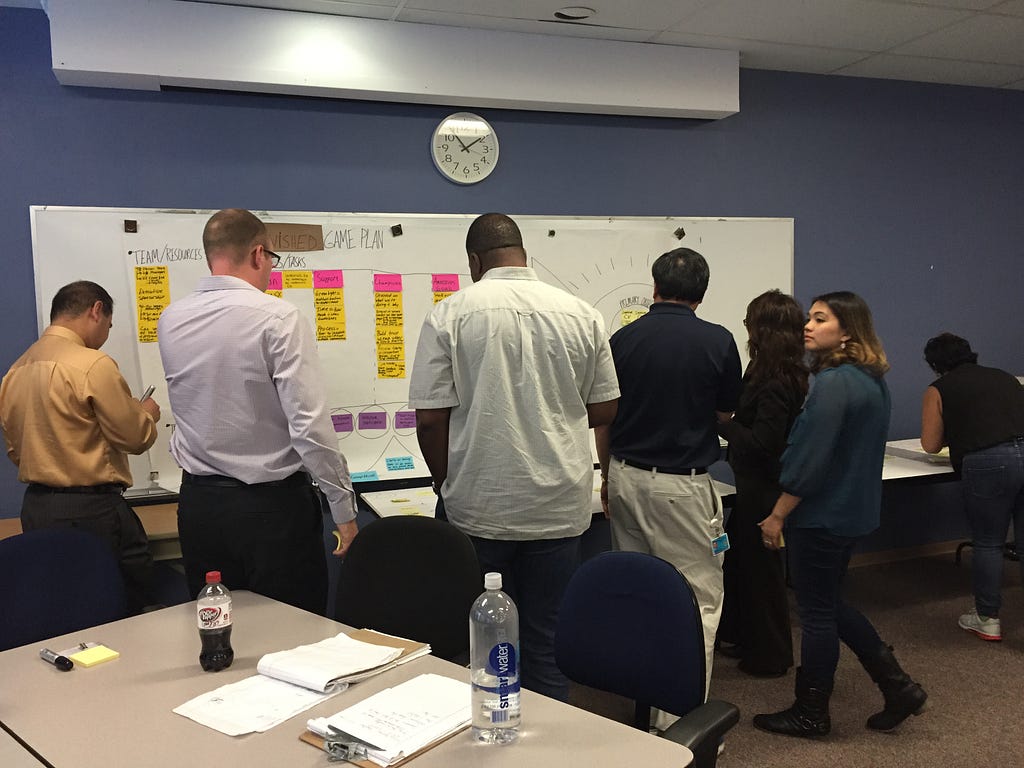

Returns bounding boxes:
[177,475,328,615]
[719,475,794,673]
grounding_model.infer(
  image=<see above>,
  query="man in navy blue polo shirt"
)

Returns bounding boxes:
[596,247,741,730]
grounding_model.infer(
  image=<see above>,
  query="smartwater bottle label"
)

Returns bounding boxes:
[488,642,520,714]
[197,601,232,629]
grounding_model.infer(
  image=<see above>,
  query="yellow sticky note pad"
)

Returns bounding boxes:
[69,645,119,667]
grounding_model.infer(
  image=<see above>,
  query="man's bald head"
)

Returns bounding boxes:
[203,208,267,265]
[465,213,526,281]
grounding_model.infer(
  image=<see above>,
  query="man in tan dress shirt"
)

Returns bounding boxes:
[1,281,160,612]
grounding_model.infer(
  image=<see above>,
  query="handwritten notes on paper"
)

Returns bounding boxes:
[431,273,460,304]
[173,632,422,737]
[306,674,471,767]
[314,270,346,341]
[374,274,405,379]
[134,266,170,342]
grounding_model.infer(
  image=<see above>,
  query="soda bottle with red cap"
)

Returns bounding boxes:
[197,570,233,672]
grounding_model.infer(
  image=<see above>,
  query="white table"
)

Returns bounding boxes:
[0,727,42,768]
[0,591,692,768]
[883,438,955,482]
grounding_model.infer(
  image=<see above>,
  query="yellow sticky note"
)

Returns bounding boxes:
[69,645,120,667]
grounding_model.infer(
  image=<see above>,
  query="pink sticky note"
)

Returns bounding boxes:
[373,273,403,292]
[331,414,353,433]
[394,411,417,429]
[432,274,460,292]
[313,270,344,289]
[358,411,388,430]
[267,272,283,291]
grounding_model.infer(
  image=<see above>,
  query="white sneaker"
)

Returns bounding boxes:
[958,611,1002,641]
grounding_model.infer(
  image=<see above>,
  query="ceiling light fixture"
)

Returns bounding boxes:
[553,6,595,22]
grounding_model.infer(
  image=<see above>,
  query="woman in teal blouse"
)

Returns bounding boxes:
[753,292,927,739]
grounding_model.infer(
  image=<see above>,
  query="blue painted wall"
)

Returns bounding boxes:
[2,8,1023,543]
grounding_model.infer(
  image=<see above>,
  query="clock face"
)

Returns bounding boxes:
[431,112,499,185]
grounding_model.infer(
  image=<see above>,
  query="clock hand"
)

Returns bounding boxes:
[453,135,470,152]
[463,136,485,150]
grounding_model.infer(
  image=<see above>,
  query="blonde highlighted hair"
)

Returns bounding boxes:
[810,291,889,377]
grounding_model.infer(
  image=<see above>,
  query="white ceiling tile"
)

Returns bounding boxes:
[79,0,1024,89]
[653,30,869,73]
[837,52,1024,86]
[670,0,970,51]
[401,0,705,31]
[189,0,398,12]
[893,14,1024,64]
[395,9,659,42]
[988,0,1024,16]
[879,0,1006,9]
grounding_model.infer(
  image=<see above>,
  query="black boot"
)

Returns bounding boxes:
[859,644,927,731]
[752,667,831,738]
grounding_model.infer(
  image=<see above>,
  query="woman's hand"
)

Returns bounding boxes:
[758,513,784,550]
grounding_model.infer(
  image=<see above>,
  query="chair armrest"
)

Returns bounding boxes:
[659,699,740,768]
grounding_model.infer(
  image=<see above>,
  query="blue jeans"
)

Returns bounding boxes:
[468,532,581,702]
[786,527,883,689]
[961,438,1024,617]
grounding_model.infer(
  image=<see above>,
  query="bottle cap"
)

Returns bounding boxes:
[484,572,502,590]
[205,571,221,583]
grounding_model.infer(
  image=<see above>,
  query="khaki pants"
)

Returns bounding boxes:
[607,459,725,731]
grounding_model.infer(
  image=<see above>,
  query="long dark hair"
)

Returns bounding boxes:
[745,290,808,397]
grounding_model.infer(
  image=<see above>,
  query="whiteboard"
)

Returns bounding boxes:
[30,207,792,491]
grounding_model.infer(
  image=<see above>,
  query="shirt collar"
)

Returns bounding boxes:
[43,325,87,347]
[480,266,538,282]
[195,274,263,293]
[649,301,696,316]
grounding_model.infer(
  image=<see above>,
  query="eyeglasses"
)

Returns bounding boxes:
[264,248,281,268]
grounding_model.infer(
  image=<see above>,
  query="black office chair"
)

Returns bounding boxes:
[555,551,739,768]
[0,528,128,651]
[334,515,482,662]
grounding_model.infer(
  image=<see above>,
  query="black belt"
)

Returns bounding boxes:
[28,483,126,495]
[616,458,707,476]
[181,470,311,489]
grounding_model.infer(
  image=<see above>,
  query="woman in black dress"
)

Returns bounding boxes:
[716,290,807,677]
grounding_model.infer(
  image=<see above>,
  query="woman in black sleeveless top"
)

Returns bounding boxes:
[921,333,1024,643]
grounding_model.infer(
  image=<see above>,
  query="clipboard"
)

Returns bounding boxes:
[298,723,468,767]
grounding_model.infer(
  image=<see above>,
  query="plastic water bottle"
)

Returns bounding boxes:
[469,572,521,744]
[197,571,233,672]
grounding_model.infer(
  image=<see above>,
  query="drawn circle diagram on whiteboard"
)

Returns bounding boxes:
[591,284,653,332]
[531,252,655,334]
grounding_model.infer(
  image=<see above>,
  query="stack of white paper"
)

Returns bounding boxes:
[307,673,472,767]
[174,633,408,736]
[257,633,404,693]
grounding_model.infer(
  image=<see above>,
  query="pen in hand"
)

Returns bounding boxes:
[40,648,73,671]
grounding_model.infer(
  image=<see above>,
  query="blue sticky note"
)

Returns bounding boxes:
[385,456,415,471]
[351,470,380,482]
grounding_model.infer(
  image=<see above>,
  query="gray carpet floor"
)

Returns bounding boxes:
[568,551,1024,768]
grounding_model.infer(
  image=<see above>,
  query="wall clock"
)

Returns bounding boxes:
[430,112,499,184]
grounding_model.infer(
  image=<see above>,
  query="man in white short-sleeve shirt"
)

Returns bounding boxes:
[409,213,619,701]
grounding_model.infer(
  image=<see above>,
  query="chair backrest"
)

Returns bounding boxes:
[555,551,706,725]
[0,528,128,651]
[334,516,482,661]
